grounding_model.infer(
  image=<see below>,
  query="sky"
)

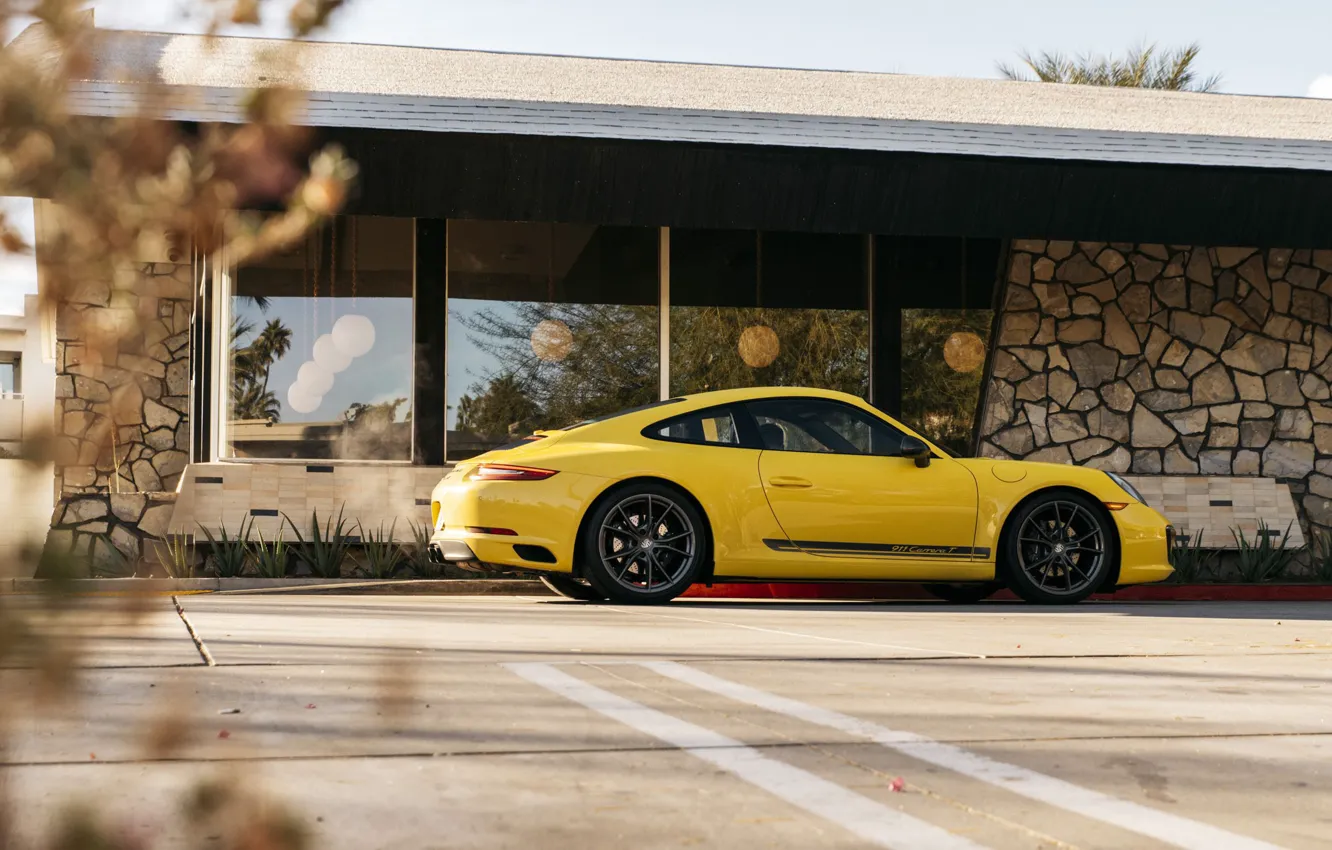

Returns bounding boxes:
[231,296,414,429]
[4,0,1332,314]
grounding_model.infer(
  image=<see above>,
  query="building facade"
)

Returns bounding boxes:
[19,25,1332,569]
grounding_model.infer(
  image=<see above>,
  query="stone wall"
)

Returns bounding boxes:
[43,257,194,572]
[980,240,1332,536]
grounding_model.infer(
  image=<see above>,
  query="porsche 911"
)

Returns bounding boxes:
[428,387,1174,604]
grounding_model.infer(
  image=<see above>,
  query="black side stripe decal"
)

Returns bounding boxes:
[763,539,991,559]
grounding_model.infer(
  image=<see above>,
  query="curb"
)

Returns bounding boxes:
[2,577,552,596]
[682,582,1332,602]
[7,577,1332,601]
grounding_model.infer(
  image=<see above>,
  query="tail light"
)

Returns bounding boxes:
[466,464,558,482]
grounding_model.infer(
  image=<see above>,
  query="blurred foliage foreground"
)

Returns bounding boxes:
[1,1,374,846]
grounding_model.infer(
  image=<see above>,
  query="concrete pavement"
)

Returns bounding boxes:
[3,596,1330,848]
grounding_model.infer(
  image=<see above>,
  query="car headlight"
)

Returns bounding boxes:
[1104,471,1144,504]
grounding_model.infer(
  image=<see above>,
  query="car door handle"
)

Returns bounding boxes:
[768,476,813,489]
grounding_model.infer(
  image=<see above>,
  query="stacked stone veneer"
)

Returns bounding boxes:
[980,240,1332,535]
[43,260,194,571]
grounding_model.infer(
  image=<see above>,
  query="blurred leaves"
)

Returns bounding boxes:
[1,0,355,846]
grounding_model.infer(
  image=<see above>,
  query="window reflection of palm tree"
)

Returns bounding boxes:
[230,315,293,423]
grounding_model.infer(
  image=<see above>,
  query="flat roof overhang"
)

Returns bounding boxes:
[60,80,1332,246]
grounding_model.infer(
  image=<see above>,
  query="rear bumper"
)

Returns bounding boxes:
[430,469,606,572]
[428,528,575,573]
[427,539,478,564]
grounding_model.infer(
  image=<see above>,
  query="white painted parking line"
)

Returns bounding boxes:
[505,662,988,850]
[644,661,1286,850]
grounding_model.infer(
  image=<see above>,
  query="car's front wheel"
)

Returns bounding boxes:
[580,482,708,604]
[1003,491,1115,604]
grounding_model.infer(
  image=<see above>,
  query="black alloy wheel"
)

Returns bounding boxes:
[580,482,708,604]
[539,574,607,602]
[1003,491,1115,604]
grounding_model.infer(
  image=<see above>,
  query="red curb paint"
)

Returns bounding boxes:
[681,583,1332,602]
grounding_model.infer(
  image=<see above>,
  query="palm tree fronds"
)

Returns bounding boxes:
[999,42,1220,92]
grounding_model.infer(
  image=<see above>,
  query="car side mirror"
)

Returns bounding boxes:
[900,436,932,468]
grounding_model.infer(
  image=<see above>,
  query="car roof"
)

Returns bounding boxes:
[562,386,870,435]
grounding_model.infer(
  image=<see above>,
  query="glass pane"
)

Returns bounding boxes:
[650,408,739,445]
[0,360,17,396]
[670,230,868,397]
[225,215,415,460]
[748,398,902,456]
[447,220,659,460]
[901,309,993,456]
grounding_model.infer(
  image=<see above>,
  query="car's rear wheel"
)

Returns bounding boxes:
[580,482,707,604]
[922,582,1003,604]
[1003,491,1115,604]
[539,573,606,601]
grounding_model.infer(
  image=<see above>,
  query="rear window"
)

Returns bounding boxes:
[645,406,742,447]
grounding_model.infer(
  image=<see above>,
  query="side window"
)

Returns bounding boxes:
[747,398,906,457]
[646,407,741,446]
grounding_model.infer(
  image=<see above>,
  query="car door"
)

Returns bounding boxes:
[747,397,983,573]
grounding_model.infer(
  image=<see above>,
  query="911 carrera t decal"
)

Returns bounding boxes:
[763,539,991,559]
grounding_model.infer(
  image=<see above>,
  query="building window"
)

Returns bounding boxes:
[877,237,999,456]
[669,230,869,398]
[901,309,993,456]
[446,220,659,460]
[0,354,20,455]
[0,354,18,397]
[223,215,415,460]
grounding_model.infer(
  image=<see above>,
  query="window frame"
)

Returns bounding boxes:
[213,216,419,466]
[642,402,762,449]
[740,396,917,459]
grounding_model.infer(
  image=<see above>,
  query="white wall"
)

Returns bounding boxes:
[0,294,55,576]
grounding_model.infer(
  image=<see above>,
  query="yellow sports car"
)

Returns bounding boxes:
[428,387,1174,604]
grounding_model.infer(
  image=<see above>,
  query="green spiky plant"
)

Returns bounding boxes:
[1307,530,1332,582]
[358,520,405,579]
[198,517,254,578]
[250,526,291,579]
[154,533,196,579]
[1169,529,1217,583]
[284,507,353,579]
[1231,521,1296,583]
[90,534,136,578]
[405,518,441,578]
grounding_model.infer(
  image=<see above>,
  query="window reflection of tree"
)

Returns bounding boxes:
[455,302,659,440]
[671,307,868,398]
[900,309,993,457]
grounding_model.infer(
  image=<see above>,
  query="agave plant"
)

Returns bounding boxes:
[91,534,137,578]
[285,507,354,579]
[154,533,196,579]
[250,526,291,579]
[1231,521,1296,583]
[198,517,254,578]
[358,520,405,579]
[405,518,441,578]
[1307,531,1332,582]
[1169,529,1217,584]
